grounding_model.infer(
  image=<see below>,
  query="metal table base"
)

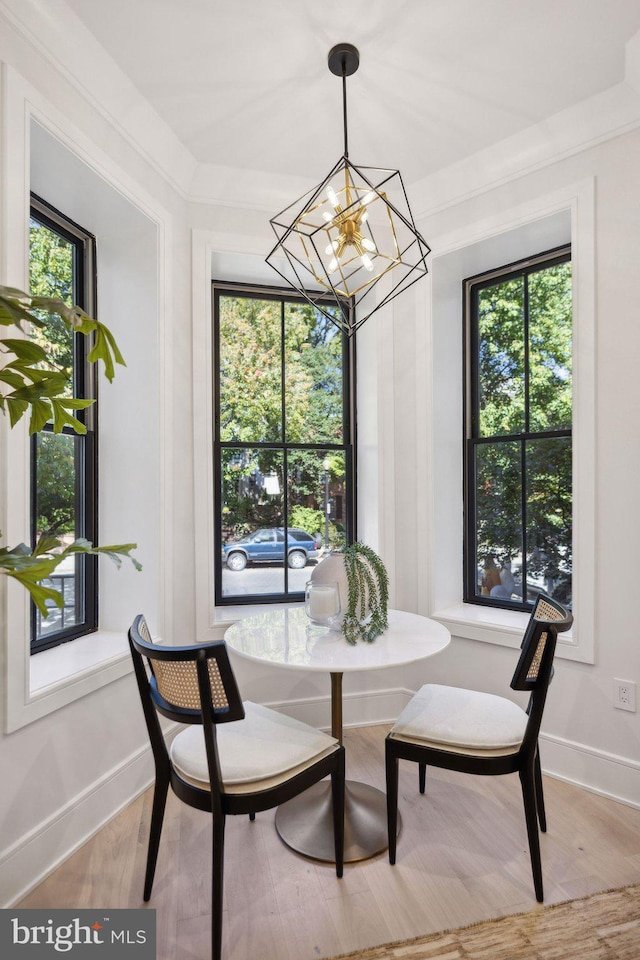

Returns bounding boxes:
[275,671,399,863]
[275,779,400,863]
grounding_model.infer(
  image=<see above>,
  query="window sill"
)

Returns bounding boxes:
[431,602,585,661]
[212,601,303,633]
[29,630,133,696]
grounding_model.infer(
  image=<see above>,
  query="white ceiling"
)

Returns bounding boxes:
[63,0,640,187]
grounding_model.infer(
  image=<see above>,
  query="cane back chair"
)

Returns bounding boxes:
[385,593,572,901]
[129,615,345,960]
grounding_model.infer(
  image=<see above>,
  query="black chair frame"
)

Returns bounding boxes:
[129,615,345,960]
[385,594,572,902]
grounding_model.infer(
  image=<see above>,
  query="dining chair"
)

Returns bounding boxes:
[385,593,572,901]
[128,614,345,960]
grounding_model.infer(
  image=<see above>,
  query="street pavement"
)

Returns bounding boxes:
[221,562,315,598]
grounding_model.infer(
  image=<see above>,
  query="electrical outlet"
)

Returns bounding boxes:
[613,679,636,712]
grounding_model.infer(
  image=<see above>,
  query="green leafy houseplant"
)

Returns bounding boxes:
[0,285,141,616]
[342,541,389,645]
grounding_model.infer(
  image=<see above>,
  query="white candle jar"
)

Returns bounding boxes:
[305,581,341,629]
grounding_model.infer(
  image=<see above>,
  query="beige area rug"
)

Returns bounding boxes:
[325,884,640,960]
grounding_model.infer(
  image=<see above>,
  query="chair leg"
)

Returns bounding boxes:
[143,775,169,901]
[331,750,345,878]
[534,749,547,833]
[418,762,426,794]
[385,743,399,864]
[249,812,256,821]
[519,766,544,902]
[212,812,226,960]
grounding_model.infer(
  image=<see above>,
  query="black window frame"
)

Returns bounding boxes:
[29,194,99,653]
[213,281,356,607]
[463,244,572,612]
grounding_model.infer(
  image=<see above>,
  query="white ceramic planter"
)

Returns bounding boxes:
[310,552,350,616]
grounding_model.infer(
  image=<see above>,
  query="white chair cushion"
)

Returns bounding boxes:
[170,701,338,787]
[389,684,528,751]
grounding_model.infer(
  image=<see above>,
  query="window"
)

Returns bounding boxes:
[29,195,98,652]
[214,284,354,605]
[464,245,572,611]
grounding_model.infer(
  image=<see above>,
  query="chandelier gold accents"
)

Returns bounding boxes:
[266,43,430,336]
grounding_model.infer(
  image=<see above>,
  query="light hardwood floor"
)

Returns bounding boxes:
[18,725,640,960]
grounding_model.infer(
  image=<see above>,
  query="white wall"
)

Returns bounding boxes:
[389,130,640,805]
[2,0,640,911]
[0,11,193,905]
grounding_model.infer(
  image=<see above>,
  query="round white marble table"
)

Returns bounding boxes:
[224,606,450,862]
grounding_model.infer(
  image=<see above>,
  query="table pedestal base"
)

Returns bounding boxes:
[275,780,400,863]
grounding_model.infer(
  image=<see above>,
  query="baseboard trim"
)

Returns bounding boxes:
[265,686,414,733]
[539,730,640,810]
[1,722,181,909]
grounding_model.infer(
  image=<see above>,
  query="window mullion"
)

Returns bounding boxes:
[521,437,528,605]
[521,270,529,605]
[281,299,288,595]
[523,270,530,435]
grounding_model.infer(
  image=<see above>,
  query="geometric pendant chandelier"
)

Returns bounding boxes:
[265,43,431,337]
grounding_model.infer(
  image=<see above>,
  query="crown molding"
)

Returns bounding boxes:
[0,0,197,199]
[188,161,315,214]
[409,29,640,219]
[410,80,640,221]
[189,80,640,215]
[2,2,640,218]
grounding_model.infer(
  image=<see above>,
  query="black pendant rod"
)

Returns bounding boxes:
[328,43,359,160]
[342,67,349,158]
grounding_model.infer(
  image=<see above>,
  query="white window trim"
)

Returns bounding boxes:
[1,66,172,731]
[419,179,596,663]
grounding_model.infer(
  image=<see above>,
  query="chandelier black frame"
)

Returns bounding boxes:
[266,43,431,336]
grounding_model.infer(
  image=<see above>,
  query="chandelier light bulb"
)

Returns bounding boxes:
[362,237,376,252]
[328,257,339,273]
[325,240,339,255]
[326,186,340,208]
[361,254,374,272]
[362,191,377,205]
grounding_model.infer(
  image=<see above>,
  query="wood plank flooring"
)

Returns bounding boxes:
[18,725,640,960]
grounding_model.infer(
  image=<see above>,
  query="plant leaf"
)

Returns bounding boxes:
[1,337,48,363]
[56,398,94,410]
[0,295,44,329]
[0,536,142,618]
[51,398,89,434]
[66,539,142,572]
[29,296,77,327]
[6,371,67,395]
[6,397,29,428]
[8,573,64,617]
[33,534,65,556]
[0,369,27,389]
[98,323,126,366]
[29,398,53,434]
